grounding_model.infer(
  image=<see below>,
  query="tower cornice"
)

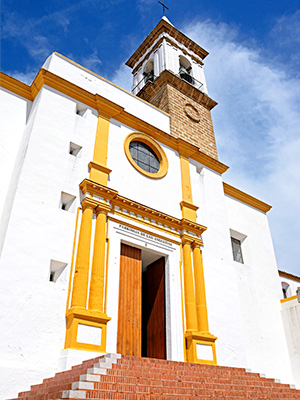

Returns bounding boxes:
[126,18,209,69]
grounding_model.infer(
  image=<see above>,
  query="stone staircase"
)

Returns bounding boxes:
[10,354,300,400]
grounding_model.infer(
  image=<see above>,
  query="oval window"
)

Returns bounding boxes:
[124,133,168,179]
[129,141,160,173]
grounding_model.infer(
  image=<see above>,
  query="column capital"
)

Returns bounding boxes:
[81,197,98,211]
[191,238,203,249]
[181,234,194,246]
[95,202,111,215]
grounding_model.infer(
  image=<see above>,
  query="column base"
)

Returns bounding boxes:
[185,331,218,365]
[64,307,111,353]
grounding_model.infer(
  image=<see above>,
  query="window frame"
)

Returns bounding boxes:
[231,237,244,264]
[124,132,168,179]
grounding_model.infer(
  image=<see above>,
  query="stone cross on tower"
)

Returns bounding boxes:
[158,0,169,16]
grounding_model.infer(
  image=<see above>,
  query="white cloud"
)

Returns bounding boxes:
[182,19,300,275]
[80,50,102,73]
[110,63,132,92]
[4,70,37,85]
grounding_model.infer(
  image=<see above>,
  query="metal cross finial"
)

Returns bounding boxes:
[158,0,169,16]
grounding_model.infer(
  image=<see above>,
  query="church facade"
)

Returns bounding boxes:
[0,17,299,398]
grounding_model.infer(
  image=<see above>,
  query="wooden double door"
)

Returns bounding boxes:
[117,244,166,359]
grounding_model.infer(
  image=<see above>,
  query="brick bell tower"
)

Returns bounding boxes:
[126,16,218,160]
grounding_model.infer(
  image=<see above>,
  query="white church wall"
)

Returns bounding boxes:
[0,86,99,398]
[107,119,182,219]
[224,194,294,384]
[190,161,248,368]
[281,298,300,386]
[0,88,31,254]
[42,53,170,135]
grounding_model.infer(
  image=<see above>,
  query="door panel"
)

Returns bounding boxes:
[146,257,166,359]
[117,244,142,356]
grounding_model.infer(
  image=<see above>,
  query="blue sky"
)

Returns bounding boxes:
[1,1,300,276]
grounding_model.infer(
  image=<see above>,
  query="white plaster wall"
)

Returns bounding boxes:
[190,161,248,369]
[224,194,294,384]
[281,299,300,386]
[0,88,31,255]
[43,53,170,134]
[0,86,98,398]
[106,119,182,219]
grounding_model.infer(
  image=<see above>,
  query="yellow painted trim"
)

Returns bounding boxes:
[1,69,228,175]
[70,198,96,308]
[181,236,198,332]
[124,132,169,179]
[89,113,112,186]
[64,307,110,352]
[192,244,209,333]
[0,72,32,100]
[281,295,297,303]
[54,52,170,116]
[179,245,187,362]
[179,153,197,222]
[80,179,207,237]
[104,237,110,315]
[185,331,218,365]
[88,209,107,312]
[66,206,80,314]
[223,182,272,213]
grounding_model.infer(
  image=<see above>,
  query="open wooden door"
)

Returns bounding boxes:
[146,257,166,359]
[117,244,142,356]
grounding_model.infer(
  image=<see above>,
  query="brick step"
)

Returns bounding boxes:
[90,382,298,397]
[11,354,299,400]
[98,373,294,392]
[106,365,277,382]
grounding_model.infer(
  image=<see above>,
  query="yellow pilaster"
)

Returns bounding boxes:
[71,198,96,309]
[178,145,198,222]
[89,96,124,186]
[192,241,209,333]
[88,203,110,312]
[181,235,198,332]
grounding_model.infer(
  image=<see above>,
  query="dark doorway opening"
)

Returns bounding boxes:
[117,243,166,359]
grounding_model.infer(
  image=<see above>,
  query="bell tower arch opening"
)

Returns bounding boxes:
[179,55,194,84]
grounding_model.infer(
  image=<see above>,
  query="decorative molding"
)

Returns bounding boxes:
[79,179,206,238]
[1,68,229,175]
[184,103,200,122]
[0,71,32,100]
[223,182,272,213]
[88,161,112,176]
[126,18,208,69]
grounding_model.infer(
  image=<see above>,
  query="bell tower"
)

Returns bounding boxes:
[126,16,219,160]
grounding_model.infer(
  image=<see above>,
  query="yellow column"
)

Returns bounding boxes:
[88,204,110,312]
[182,236,198,332]
[192,241,209,333]
[71,198,95,309]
